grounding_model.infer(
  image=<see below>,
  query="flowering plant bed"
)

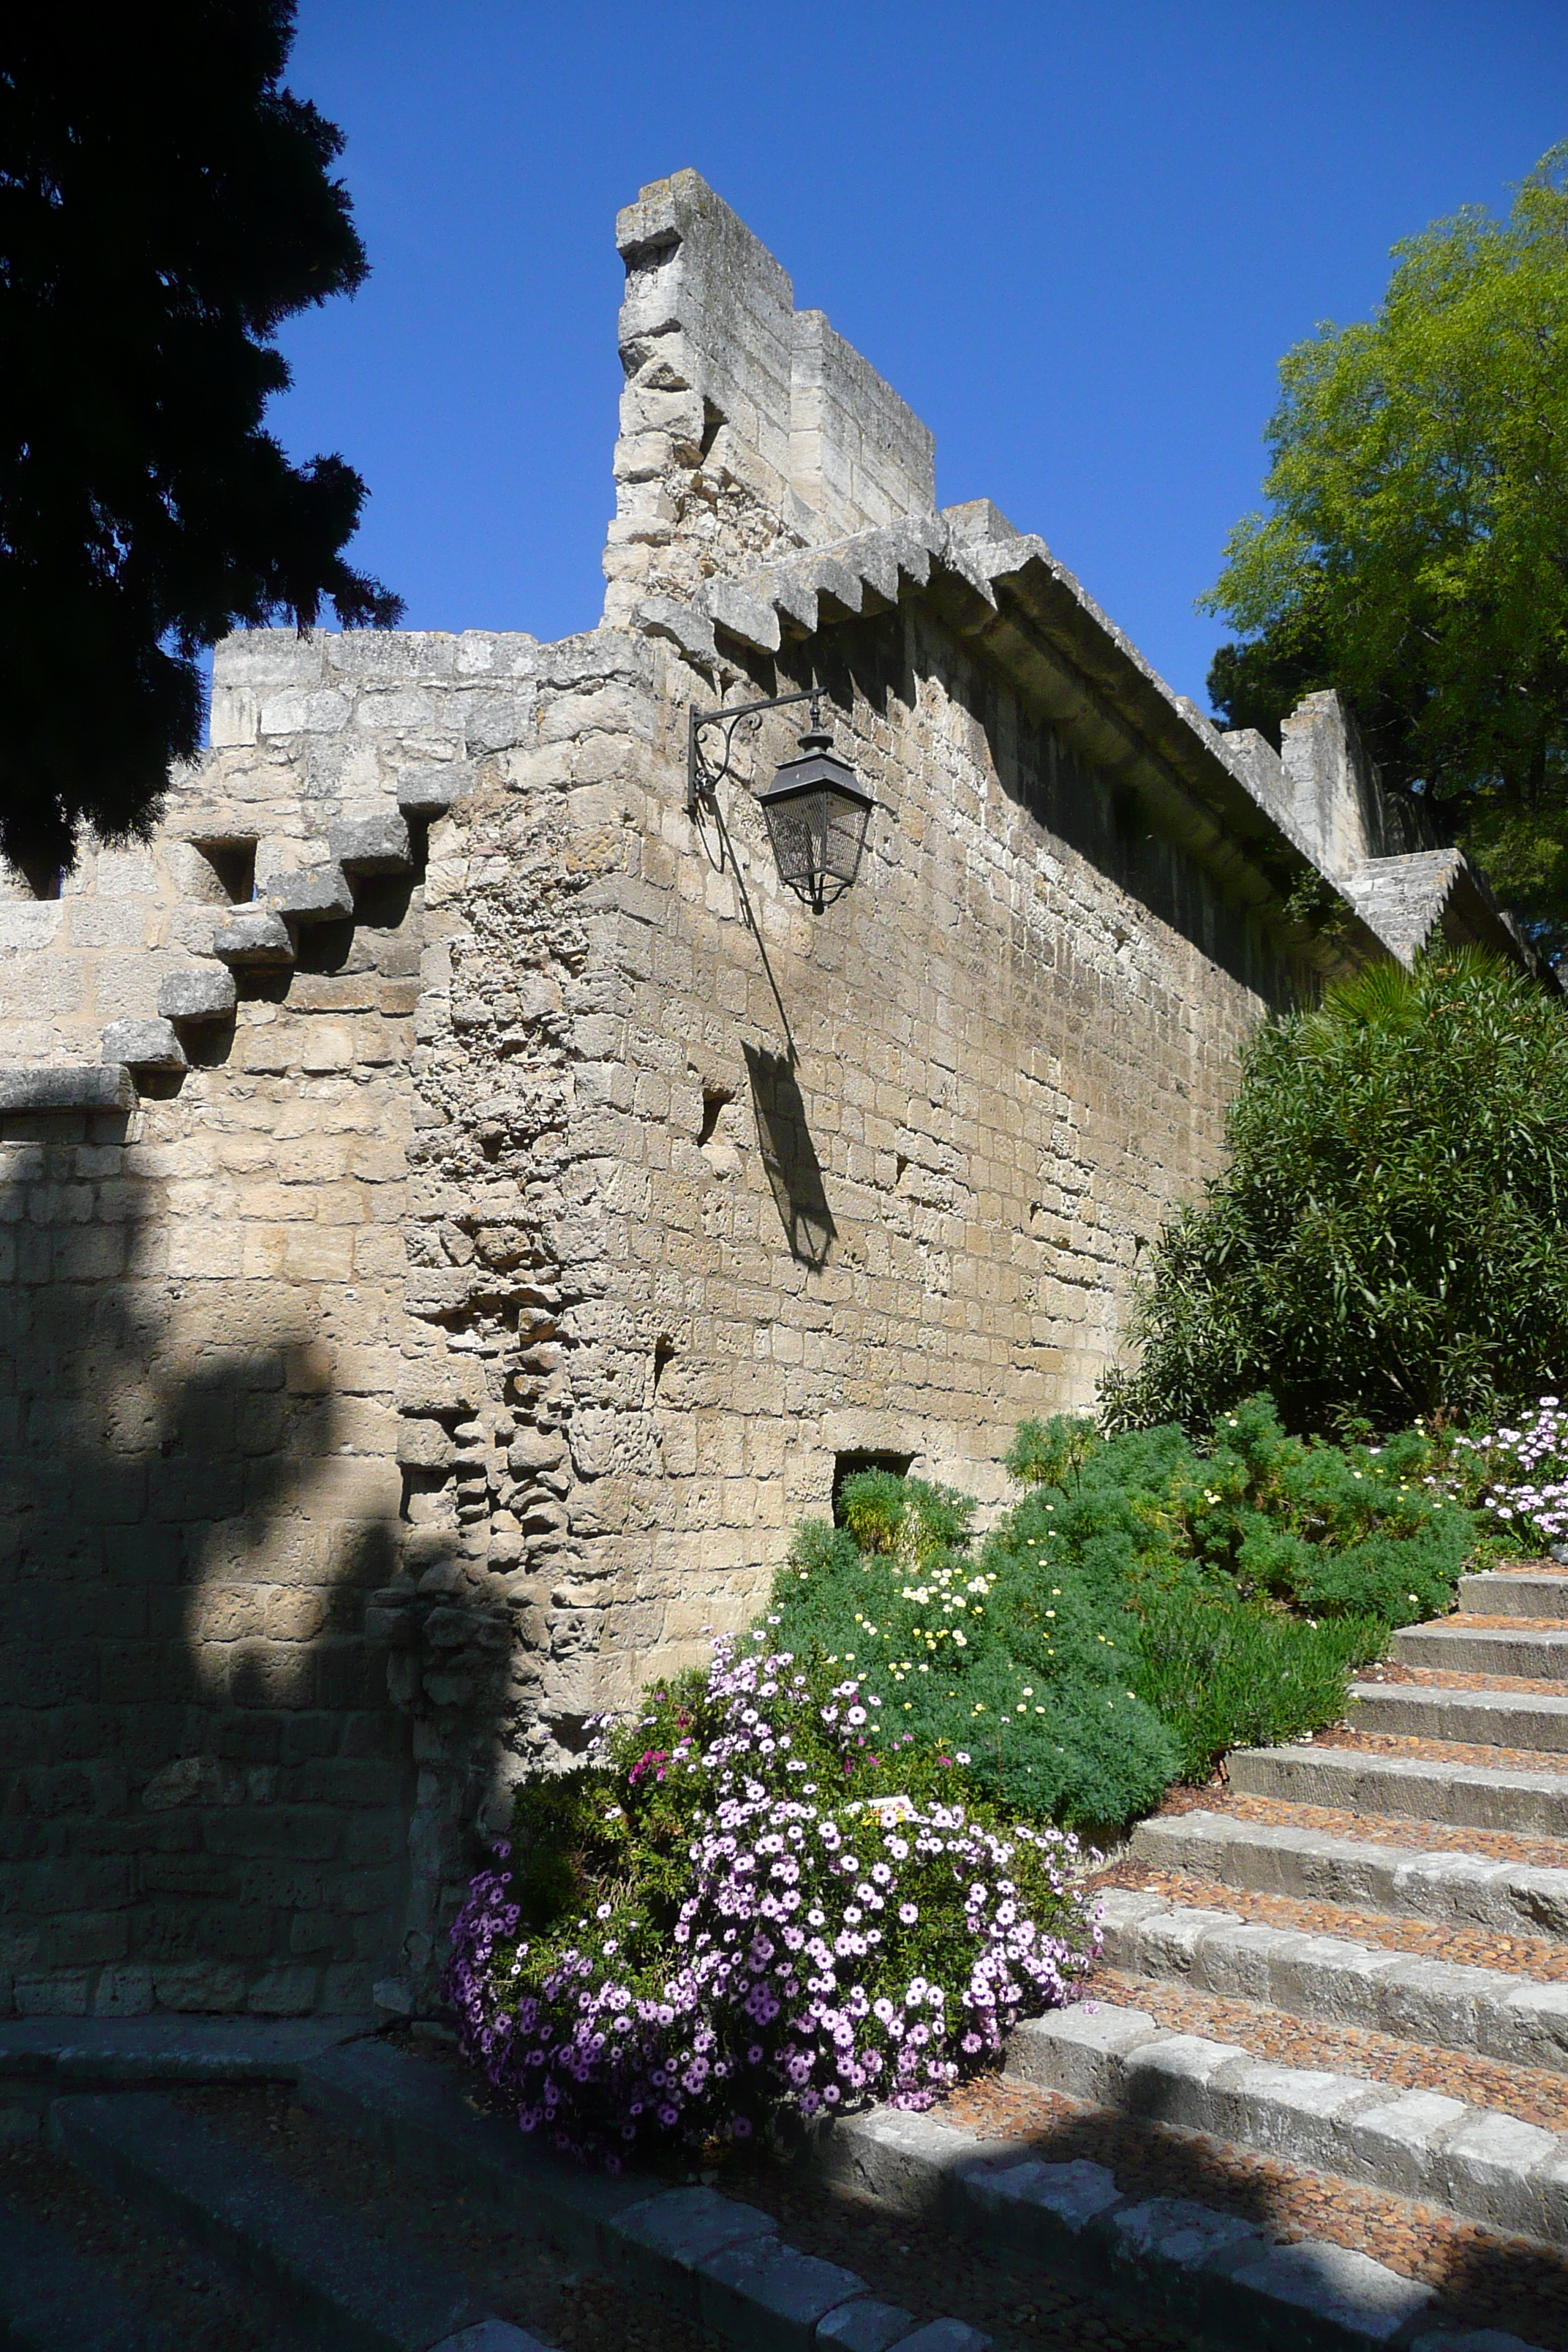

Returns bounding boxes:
[445,1628,1099,2167]
[1448,1396,1568,1552]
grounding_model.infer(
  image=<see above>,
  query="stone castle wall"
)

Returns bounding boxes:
[2,170,1439,2019]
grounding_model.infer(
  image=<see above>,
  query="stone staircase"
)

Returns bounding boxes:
[98,802,440,1088]
[995,1559,1568,2343]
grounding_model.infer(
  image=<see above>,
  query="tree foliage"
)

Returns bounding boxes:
[1101,950,1568,1435]
[0,6,400,878]
[1203,147,1568,946]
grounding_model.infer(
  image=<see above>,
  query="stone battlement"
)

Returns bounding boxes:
[603,170,936,622]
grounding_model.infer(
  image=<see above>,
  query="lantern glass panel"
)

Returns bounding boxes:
[758,734,874,911]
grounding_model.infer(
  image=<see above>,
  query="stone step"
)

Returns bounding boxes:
[300,2038,984,2352]
[330,813,413,874]
[1349,1681,1568,1749]
[1393,1622,1568,1677]
[211,909,295,968]
[1004,1999,1568,2250]
[0,2015,374,2099]
[1459,1571,1568,1618]
[264,861,355,921]
[807,2101,1522,2352]
[1098,1888,1568,2066]
[99,1018,186,1076]
[1229,1742,1568,1835]
[0,2192,162,2350]
[1129,1808,1568,1937]
[157,964,238,1026]
[50,2089,538,2351]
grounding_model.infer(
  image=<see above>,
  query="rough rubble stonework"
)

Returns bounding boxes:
[0,172,1548,2019]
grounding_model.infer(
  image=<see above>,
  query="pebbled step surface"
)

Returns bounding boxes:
[53,2089,485,2351]
[1097,1888,1568,2071]
[1096,1861,1568,1979]
[1130,1806,1568,1933]
[0,2192,163,2351]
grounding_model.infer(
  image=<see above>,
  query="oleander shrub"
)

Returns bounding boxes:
[444,1629,1100,2168]
[1099,949,1568,1437]
[771,1398,1474,1816]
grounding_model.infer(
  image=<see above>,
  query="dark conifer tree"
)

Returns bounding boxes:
[0,5,401,878]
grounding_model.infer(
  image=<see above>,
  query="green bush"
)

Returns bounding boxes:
[772,1403,1473,1828]
[1099,949,1568,1436]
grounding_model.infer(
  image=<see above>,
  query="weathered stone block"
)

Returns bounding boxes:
[157,964,238,1022]
[100,1018,186,1073]
[330,813,412,872]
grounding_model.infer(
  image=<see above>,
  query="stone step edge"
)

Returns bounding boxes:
[1394,1627,1568,1673]
[49,2089,546,2352]
[0,2015,377,2090]
[1457,1572,1568,1616]
[1349,1686,1568,1746]
[298,2038,987,2352]
[1098,1888,1568,2068]
[800,2097,1542,2352]
[1229,1744,1568,1833]
[1128,1810,1568,1937]
[1004,1998,1568,2253]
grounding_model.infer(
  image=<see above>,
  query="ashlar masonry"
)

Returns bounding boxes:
[0,171,1542,2019]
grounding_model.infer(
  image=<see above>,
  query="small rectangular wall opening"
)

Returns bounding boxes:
[197,840,257,903]
[832,1449,914,1525]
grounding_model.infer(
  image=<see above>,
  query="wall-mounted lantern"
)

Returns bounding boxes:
[687,689,875,913]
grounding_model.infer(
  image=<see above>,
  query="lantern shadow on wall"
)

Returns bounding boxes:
[743,1043,836,1270]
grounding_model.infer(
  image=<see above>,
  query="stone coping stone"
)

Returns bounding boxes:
[0,1064,136,1114]
[0,2015,376,2087]
[298,2038,983,2351]
[1127,1810,1568,1940]
[51,2090,486,2351]
[0,2190,162,2350]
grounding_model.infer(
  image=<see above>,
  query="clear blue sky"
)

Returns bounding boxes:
[271,1,1567,709]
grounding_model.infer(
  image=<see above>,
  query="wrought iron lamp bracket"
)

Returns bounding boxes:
[686,687,822,818]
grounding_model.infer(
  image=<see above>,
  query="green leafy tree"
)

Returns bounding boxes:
[0,6,400,881]
[1101,949,1568,1435]
[1203,147,1568,946]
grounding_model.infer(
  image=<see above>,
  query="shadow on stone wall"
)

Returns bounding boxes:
[0,1143,415,2022]
[744,1044,837,1270]
[796,610,1300,1014]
